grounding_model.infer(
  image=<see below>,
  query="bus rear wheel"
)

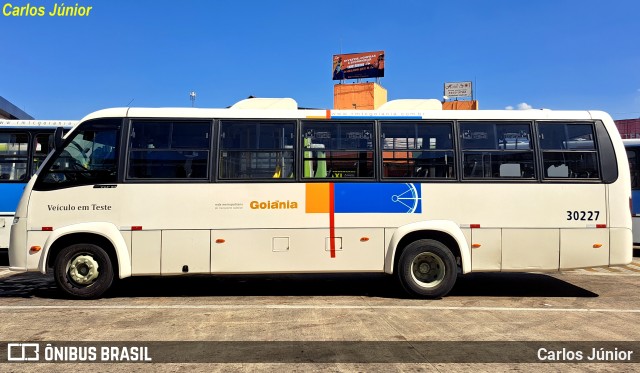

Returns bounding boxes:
[397,239,457,298]
[54,243,114,299]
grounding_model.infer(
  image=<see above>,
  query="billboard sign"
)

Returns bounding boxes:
[333,51,385,80]
[444,81,473,98]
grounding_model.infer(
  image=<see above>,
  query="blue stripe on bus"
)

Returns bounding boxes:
[0,183,27,213]
[334,183,422,213]
[632,190,640,215]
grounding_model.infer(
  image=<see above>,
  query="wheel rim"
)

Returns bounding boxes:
[410,252,445,289]
[67,254,100,286]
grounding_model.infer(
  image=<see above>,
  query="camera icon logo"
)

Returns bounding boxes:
[7,343,40,361]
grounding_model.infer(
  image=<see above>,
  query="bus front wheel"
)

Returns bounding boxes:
[54,243,114,299]
[397,239,457,298]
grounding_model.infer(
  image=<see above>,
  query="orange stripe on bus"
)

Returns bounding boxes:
[305,183,331,213]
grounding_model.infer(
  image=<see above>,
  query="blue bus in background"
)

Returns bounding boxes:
[0,120,75,252]
[624,139,640,245]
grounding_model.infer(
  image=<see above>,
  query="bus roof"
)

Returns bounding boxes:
[77,98,613,123]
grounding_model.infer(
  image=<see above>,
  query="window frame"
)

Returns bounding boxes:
[379,120,456,180]
[0,130,30,183]
[301,120,376,181]
[42,116,614,186]
[628,147,640,190]
[124,119,214,183]
[458,120,538,181]
[536,121,602,182]
[216,119,298,182]
[34,119,123,191]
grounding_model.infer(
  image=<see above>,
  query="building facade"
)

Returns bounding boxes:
[615,118,640,139]
[0,96,33,120]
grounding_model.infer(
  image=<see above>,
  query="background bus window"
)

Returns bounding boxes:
[539,122,600,179]
[218,121,295,180]
[628,149,640,189]
[0,132,29,181]
[128,121,210,180]
[460,122,535,179]
[380,121,455,179]
[302,121,374,179]
[31,133,55,176]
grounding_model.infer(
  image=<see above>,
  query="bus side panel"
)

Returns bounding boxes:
[632,214,640,244]
[608,181,633,229]
[610,227,633,266]
[501,229,560,271]
[0,183,27,250]
[0,183,27,213]
[26,231,50,270]
[470,228,501,271]
[131,230,161,275]
[0,216,9,250]
[211,228,383,273]
[8,215,27,271]
[560,229,609,269]
[161,230,210,274]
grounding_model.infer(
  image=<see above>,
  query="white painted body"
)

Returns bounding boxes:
[8,104,633,280]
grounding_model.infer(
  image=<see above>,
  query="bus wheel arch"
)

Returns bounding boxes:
[47,233,120,298]
[393,230,462,274]
[391,230,463,299]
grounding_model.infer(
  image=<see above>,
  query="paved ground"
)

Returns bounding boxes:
[0,251,638,372]
[564,256,640,274]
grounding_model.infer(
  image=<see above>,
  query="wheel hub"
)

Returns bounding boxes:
[418,263,431,273]
[69,255,99,285]
[411,252,445,288]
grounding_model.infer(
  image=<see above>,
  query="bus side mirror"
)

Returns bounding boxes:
[53,127,64,150]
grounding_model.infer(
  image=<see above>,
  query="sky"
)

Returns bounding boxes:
[2,0,640,120]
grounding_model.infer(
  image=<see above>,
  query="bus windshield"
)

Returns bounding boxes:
[38,120,120,189]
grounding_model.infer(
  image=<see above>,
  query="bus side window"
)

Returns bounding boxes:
[539,122,600,180]
[460,121,535,180]
[0,132,29,181]
[628,150,639,189]
[302,121,374,180]
[128,121,210,180]
[219,121,295,180]
[381,121,455,180]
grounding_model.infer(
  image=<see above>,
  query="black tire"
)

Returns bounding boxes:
[54,243,114,299]
[397,239,457,298]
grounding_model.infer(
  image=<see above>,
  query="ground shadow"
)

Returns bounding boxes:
[0,271,597,299]
[450,272,598,297]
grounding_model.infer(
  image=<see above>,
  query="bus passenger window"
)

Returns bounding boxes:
[0,132,29,181]
[539,122,600,179]
[218,120,295,180]
[380,121,455,179]
[302,121,374,179]
[460,121,535,180]
[128,121,211,180]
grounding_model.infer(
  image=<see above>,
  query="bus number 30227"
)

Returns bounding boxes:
[566,210,600,221]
